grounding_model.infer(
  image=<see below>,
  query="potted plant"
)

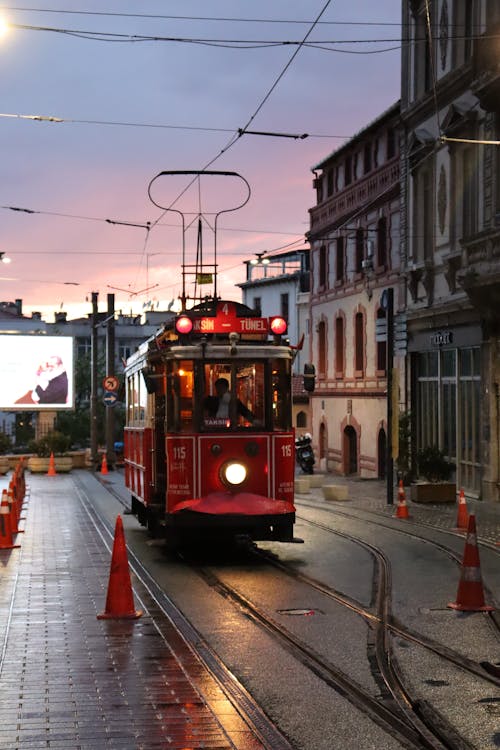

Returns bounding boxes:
[27,431,73,473]
[0,431,12,475]
[410,445,456,503]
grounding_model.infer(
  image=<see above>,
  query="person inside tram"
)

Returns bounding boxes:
[203,377,254,423]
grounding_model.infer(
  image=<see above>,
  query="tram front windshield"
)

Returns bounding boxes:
[165,359,290,432]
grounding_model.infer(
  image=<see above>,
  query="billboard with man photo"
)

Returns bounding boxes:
[0,335,74,410]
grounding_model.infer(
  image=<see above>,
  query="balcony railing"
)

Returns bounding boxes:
[309,157,400,235]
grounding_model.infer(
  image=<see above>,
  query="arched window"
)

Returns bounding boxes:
[296,411,307,428]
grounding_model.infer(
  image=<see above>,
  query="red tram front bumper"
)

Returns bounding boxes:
[169,491,296,541]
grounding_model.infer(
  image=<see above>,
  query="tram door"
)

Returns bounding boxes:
[152,392,166,500]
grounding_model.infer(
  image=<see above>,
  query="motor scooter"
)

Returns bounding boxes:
[295,433,315,474]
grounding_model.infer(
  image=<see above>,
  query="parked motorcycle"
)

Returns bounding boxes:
[295,433,315,474]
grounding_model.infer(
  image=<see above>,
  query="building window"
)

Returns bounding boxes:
[355,229,364,273]
[119,343,132,363]
[335,315,344,376]
[319,245,328,289]
[363,142,371,174]
[387,128,396,159]
[280,293,289,319]
[413,163,435,262]
[496,113,500,217]
[455,0,476,63]
[327,168,334,196]
[318,320,327,377]
[336,236,344,282]
[487,0,500,23]
[345,155,352,186]
[376,216,388,268]
[461,146,478,239]
[76,337,91,357]
[415,346,480,494]
[354,312,365,376]
[413,9,432,97]
[253,297,261,315]
[296,411,307,428]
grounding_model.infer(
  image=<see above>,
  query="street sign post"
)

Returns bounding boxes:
[103,375,119,392]
[103,391,118,407]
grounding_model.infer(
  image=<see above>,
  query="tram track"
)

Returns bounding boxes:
[295,498,500,637]
[73,474,296,750]
[88,473,499,748]
[183,504,500,750]
[293,512,500,652]
[190,560,471,750]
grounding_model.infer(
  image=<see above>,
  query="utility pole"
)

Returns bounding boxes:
[382,287,395,505]
[105,293,116,469]
[90,291,99,470]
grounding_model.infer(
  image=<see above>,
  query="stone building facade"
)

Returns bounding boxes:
[307,103,402,477]
[401,0,500,501]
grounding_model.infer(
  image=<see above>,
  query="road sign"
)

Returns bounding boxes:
[375,319,387,342]
[103,375,119,392]
[103,390,118,407]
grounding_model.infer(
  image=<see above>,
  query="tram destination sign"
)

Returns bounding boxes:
[191,316,269,334]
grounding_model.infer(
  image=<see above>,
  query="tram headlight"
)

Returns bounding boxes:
[221,461,247,487]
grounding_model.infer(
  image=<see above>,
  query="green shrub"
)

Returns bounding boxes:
[0,432,12,455]
[416,446,455,483]
[28,431,71,457]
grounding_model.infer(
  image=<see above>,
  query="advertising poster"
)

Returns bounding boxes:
[0,335,74,410]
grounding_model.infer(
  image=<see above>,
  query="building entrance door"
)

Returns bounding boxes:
[343,426,357,475]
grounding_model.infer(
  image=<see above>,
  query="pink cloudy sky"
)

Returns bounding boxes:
[0,1,401,321]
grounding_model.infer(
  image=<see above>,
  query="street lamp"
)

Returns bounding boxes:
[250,252,270,266]
[0,252,12,264]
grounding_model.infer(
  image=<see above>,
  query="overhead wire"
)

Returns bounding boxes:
[8,22,491,49]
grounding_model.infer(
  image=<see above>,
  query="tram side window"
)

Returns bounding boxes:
[127,371,147,426]
[166,361,194,432]
[271,359,291,430]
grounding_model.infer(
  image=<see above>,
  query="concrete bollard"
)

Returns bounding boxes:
[295,477,311,494]
[322,484,349,502]
[309,475,326,488]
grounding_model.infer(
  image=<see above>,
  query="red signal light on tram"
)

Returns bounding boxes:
[175,315,193,335]
[270,316,287,335]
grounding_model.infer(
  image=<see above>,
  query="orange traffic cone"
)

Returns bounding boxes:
[394,480,410,519]
[47,452,57,476]
[97,515,142,620]
[454,488,469,531]
[100,454,109,475]
[5,488,24,533]
[0,505,20,550]
[448,513,493,612]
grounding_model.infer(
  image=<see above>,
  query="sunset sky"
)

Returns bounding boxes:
[0,1,401,321]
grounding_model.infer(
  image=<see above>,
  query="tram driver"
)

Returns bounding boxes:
[203,377,254,424]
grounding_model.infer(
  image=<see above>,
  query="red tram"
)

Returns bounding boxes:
[123,299,300,547]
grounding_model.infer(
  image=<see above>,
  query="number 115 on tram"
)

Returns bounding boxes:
[123,300,302,548]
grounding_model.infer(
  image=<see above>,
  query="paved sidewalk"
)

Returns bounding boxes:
[294,472,500,545]
[0,471,271,750]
